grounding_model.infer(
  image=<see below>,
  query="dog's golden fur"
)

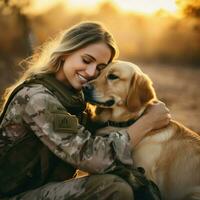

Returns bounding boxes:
[86,60,200,200]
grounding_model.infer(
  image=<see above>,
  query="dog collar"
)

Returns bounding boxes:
[94,118,138,129]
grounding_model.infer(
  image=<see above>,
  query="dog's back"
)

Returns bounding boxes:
[133,120,200,200]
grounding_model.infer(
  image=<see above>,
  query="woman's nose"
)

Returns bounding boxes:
[85,64,97,77]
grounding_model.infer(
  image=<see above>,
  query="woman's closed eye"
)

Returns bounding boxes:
[82,57,92,64]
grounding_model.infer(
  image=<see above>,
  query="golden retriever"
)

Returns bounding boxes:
[83,60,200,200]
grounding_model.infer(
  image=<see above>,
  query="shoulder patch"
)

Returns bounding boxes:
[53,113,78,133]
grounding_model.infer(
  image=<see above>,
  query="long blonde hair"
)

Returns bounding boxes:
[1,21,119,108]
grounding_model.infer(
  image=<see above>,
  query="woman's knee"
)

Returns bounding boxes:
[85,174,134,200]
[108,174,134,200]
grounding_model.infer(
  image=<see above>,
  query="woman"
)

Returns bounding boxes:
[0,21,170,199]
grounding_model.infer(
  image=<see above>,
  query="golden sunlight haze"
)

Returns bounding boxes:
[31,0,178,14]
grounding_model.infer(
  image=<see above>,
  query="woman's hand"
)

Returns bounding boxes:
[127,101,171,147]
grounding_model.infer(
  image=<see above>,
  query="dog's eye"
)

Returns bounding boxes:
[107,74,119,80]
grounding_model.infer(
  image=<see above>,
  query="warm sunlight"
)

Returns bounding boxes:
[30,0,62,13]
[29,0,178,15]
[67,0,100,13]
[112,0,177,14]
[67,0,178,14]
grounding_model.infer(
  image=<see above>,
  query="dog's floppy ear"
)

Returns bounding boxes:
[127,73,156,112]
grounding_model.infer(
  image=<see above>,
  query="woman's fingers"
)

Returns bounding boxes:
[154,118,171,130]
[146,101,169,116]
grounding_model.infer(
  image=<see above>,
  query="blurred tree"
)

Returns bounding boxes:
[2,0,33,56]
[0,0,34,96]
[97,2,119,15]
[176,0,200,18]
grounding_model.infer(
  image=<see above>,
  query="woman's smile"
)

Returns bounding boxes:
[77,73,88,84]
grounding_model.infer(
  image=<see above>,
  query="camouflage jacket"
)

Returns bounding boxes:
[0,76,133,196]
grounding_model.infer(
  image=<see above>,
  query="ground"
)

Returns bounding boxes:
[140,63,200,134]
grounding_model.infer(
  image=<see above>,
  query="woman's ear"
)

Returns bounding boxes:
[58,56,66,68]
[60,55,66,62]
[126,73,156,112]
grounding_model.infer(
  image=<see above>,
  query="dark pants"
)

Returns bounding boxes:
[6,174,134,200]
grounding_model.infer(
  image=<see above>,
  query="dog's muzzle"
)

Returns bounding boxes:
[83,83,115,107]
[82,83,94,100]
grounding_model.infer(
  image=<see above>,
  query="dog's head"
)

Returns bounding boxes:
[83,60,156,119]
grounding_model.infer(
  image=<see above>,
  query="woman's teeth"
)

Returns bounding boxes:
[78,74,87,83]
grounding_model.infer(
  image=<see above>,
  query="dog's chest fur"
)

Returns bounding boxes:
[97,124,175,180]
[132,126,175,179]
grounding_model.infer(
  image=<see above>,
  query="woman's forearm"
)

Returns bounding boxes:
[127,115,151,147]
[127,101,171,147]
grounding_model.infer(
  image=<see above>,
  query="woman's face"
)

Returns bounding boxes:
[56,42,111,90]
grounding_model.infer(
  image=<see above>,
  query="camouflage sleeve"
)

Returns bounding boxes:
[23,91,134,174]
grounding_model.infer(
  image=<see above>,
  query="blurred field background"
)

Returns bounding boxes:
[0,0,200,133]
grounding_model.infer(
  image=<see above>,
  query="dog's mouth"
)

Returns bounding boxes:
[87,98,115,107]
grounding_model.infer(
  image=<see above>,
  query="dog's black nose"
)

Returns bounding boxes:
[82,84,94,101]
[83,83,94,93]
